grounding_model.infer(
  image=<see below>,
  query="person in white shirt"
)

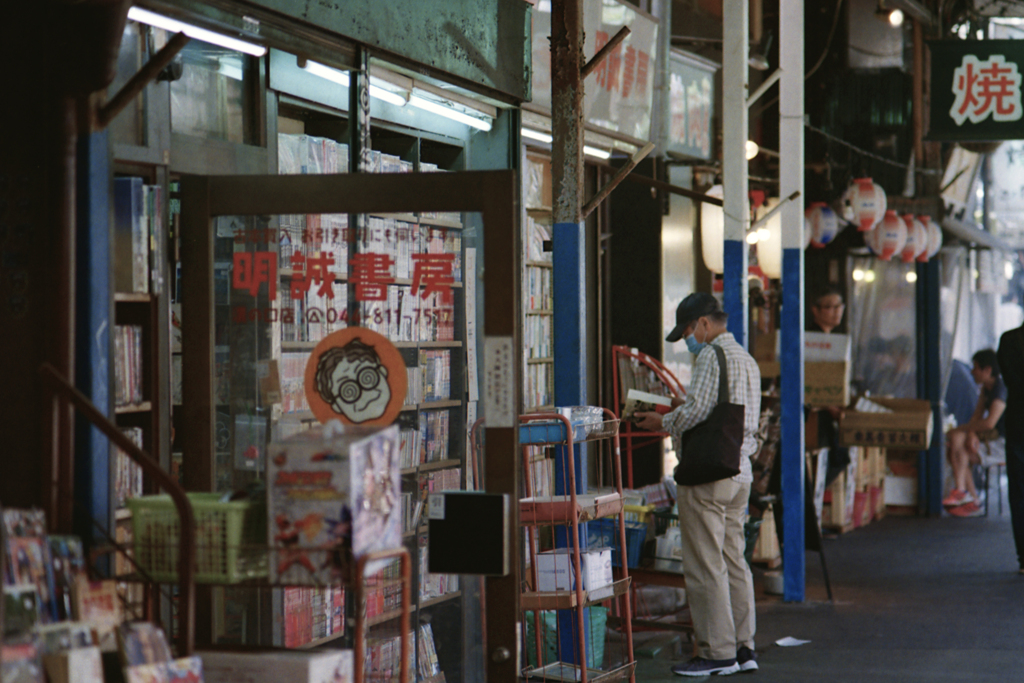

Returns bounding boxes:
[636,292,761,676]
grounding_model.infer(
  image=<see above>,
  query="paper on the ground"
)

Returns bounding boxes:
[775,636,811,647]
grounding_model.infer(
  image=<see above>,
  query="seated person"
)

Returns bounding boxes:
[806,285,850,485]
[943,349,1007,517]
[807,285,845,334]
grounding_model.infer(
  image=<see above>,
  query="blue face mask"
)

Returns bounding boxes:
[685,334,706,355]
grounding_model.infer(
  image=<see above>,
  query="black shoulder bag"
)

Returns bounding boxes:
[674,344,744,486]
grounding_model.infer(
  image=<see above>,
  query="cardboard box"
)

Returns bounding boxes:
[839,398,933,449]
[201,650,353,683]
[756,360,850,408]
[535,547,613,592]
[751,332,850,363]
[884,475,917,506]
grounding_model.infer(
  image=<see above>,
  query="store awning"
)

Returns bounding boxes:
[940,215,1015,251]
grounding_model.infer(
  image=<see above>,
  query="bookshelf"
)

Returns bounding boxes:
[112,174,168,621]
[523,153,555,412]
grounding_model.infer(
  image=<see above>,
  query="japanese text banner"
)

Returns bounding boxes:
[928,39,1024,141]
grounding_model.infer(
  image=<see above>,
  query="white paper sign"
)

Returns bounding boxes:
[483,336,515,428]
[427,493,446,520]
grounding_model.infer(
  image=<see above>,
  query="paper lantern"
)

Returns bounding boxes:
[867,210,906,261]
[806,202,839,248]
[757,198,783,279]
[900,214,928,263]
[919,215,942,261]
[700,185,725,274]
[845,177,887,231]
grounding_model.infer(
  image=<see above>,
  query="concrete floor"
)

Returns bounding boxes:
[618,498,1024,681]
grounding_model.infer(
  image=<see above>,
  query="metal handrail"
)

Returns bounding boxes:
[39,362,196,655]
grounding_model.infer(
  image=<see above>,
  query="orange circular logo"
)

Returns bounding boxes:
[304,328,408,426]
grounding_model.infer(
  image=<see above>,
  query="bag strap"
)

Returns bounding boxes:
[712,344,730,405]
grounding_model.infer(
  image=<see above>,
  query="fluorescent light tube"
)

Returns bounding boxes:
[522,128,553,144]
[583,145,611,160]
[369,78,408,107]
[409,94,492,131]
[127,7,266,57]
[303,59,350,86]
[303,62,408,107]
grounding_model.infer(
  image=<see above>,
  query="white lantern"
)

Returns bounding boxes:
[867,210,906,261]
[806,202,839,248]
[845,177,887,231]
[757,198,783,279]
[900,214,928,263]
[919,215,942,261]
[701,185,725,274]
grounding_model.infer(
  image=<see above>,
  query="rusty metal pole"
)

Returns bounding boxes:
[550,0,590,674]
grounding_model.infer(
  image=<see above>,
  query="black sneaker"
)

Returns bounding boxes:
[737,646,758,672]
[672,656,740,676]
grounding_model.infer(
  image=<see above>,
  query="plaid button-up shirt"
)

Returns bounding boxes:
[662,332,761,484]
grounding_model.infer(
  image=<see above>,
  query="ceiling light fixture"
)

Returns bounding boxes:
[583,145,612,160]
[127,7,266,57]
[302,60,409,107]
[408,94,492,131]
[522,128,554,144]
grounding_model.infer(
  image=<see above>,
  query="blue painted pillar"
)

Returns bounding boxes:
[780,251,805,600]
[780,0,806,602]
[552,220,589,663]
[723,241,748,346]
[74,130,112,556]
[917,258,943,516]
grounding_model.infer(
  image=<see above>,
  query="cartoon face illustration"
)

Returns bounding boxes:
[314,338,391,423]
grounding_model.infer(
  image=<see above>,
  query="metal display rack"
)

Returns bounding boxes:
[518,410,635,683]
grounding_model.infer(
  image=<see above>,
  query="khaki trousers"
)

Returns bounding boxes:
[677,477,755,661]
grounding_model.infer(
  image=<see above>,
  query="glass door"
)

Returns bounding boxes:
[179,170,520,682]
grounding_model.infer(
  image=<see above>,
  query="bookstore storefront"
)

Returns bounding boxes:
[93,3,529,683]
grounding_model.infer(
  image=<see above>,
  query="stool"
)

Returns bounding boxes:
[983,461,1006,516]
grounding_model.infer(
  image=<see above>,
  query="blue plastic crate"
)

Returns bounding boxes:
[586,519,646,568]
[519,420,588,444]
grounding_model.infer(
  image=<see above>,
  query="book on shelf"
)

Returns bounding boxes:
[114,325,144,408]
[114,427,144,508]
[47,536,85,622]
[622,389,673,423]
[114,177,148,295]
[201,650,353,683]
[164,657,204,683]
[416,624,442,681]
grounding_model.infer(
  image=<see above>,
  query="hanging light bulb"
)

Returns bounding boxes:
[746,231,760,245]
[864,270,877,283]
[852,268,865,281]
[906,271,918,283]
[889,8,904,26]
[745,140,760,160]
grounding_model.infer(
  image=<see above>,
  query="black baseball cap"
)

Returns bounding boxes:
[666,292,721,342]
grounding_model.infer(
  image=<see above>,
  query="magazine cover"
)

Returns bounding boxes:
[267,424,400,584]
[165,657,203,683]
[124,663,169,683]
[48,536,85,621]
[3,585,41,636]
[1,639,45,683]
[2,509,47,538]
[117,622,173,668]
[5,536,57,623]
[41,646,104,683]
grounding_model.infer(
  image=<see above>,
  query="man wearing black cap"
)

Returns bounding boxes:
[636,292,762,676]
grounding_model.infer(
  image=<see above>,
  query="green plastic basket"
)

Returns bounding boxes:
[127,493,267,584]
